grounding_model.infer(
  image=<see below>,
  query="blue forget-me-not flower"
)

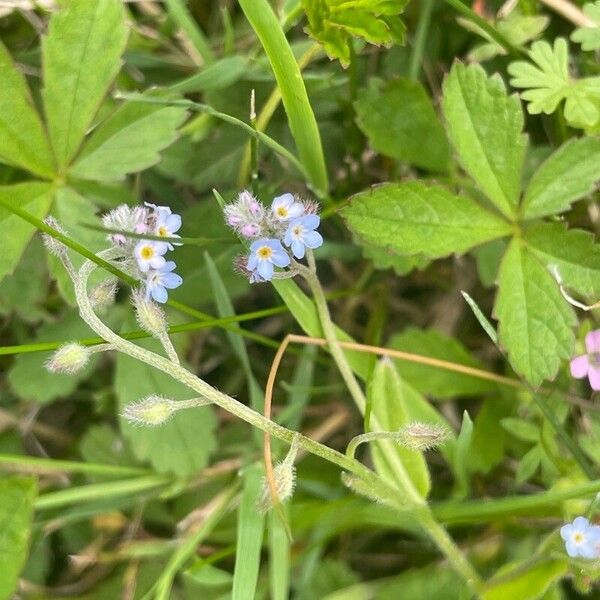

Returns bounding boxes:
[247,239,291,281]
[284,214,323,259]
[145,261,183,303]
[560,516,600,558]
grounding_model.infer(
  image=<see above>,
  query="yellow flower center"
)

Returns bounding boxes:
[257,246,273,260]
[141,246,154,260]
[293,226,301,236]
[158,226,168,237]
[574,532,585,543]
[276,206,288,218]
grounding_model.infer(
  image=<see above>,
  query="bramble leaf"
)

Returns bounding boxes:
[442,62,526,218]
[341,181,512,259]
[571,1,600,51]
[521,136,600,219]
[0,41,54,177]
[42,0,128,167]
[355,78,450,172]
[494,240,576,387]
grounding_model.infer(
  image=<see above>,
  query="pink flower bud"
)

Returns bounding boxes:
[240,223,260,238]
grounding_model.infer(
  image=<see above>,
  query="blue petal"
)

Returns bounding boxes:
[271,249,291,267]
[302,214,320,229]
[565,540,579,557]
[560,525,573,541]
[303,231,323,249]
[251,239,268,252]
[162,261,177,272]
[247,253,258,270]
[283,229,293,246]
[257,260,274,280]
[291,240,305,259]
[151,285,168,303]
[162,273,183,289]
[574,516,590,530]
[166,214,182,232]
[272,193,294,210]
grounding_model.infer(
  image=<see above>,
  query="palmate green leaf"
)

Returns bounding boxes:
[354,78,450,172]
[508,38,600,129]
[70,101,188,181]
[524,222,600,298]
[388,328,495,398]
[341,181,512,259]
[0,182,53,282]
[0,477,37,600]
[42,0,128,168]
[571,1,600,51]
[442,62,526,218]
[0,42,54,178]
[369,358,431,499]
[494,240,576,387]
[521,136,600,219]
[115,335,217,478]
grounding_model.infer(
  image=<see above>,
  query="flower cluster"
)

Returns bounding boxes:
[102,202,183,303]
[561,516,600,559]
[570,330,600,391]
[224,191,323,282]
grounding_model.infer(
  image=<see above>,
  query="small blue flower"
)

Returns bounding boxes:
[283,214,323,259]
[155,210,182,250]
[247,238,290,281]
[271,193,304,221]
[134,240,169,273]
[561,516,600,558]
[145,261,183,303]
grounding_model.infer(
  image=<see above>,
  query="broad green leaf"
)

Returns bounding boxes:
[0,477,37,600]
[0,183,53,282]
[571,1,600,51]
[469,398,512,474]
[70,101,187,181]
[42,0,128,167]
[524,222,600,298]
[361,242,430,276]
[508,38,600,129]
[494,240,576,387]
[341,181,511,259]
[232,464,265,600]
[388,327,495,398]
[521,136,600,219]
[8,310,109,404]
[483,558,568,600]
[115,335,217,477]
[0,41,54,177]
[354,78,450,172]
[369,358,431,498]
[442,62,526,218]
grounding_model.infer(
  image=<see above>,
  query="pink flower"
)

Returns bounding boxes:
[570,330,600,391]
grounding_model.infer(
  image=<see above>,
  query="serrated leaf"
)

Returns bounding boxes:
[442,62,526,218]
[354,78,450,172]
[341,181,511,259]
[115,334,217,477]
[521,136,600,219]
[0,477,37,600]
[369,359,431,499]
[524,222,600,298]
[70,100,188,181]
[42,0,128,167]
[494,240,576,387]
[0,41,54,177]
[388,328,495,398]
[362,242,430,275]
[0,182,53,282]
[508,38,600,129]
[571,1,600,51]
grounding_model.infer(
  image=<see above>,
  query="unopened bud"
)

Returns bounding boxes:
[42,217,68,258]
[258,436,299,512]
[45,343,90,374]
[122,395,178,426]
[398,422,451,451]
[89,278,118,310]
[132,289,166,336]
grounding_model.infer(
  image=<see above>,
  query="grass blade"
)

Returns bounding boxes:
[268,506,291,600]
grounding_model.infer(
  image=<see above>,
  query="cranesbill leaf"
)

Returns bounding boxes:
[0,478,37,600]
[341,181,511,259]
[524,222,600,298]
[494,240,576,387]
[70,101,188,182]
[521,136,600,219]
[354,78,450,172]
[0,182,53,282]
[0,42,54,178]
[571,1,600,51]
[42,0,128,168]
[442,62,526,219]
[116,336,217,477]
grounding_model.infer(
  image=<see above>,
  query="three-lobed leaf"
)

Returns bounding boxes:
[0,42,54,178]
[494,240,576,387]
[42,0,128,168]
[341,181,512,259]
[521,136,600,219]
[442,62,526,218]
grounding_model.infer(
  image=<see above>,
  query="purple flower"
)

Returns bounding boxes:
[247,238,290,281]
[560,516,600,558]
[271,193,304,222]
[283,214,323,259]
[134,240,169,273]
[145,261,183,303]
[570,330,600,391]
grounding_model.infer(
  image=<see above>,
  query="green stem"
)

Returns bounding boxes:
[409,0,434,80]
[346,431,404,459]
[164,0,215,64]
